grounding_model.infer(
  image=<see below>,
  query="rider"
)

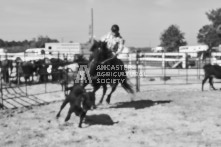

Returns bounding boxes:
[89,24,125,80]
[101,24,125,59]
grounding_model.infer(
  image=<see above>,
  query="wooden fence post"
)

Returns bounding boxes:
[0,62,3,109]
[182,53,187,69]
[162,52,165,68]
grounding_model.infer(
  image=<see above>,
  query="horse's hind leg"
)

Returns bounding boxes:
[56,98,69,118]
[209,77,216,90]
[106,83,118,104]
[202,76,209,91]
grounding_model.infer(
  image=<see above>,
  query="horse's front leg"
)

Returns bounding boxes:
[92,84,101,105]
[106,83,118,104]
[98,84,107,105]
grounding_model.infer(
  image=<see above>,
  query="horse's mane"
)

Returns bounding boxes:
[90,40,99,52]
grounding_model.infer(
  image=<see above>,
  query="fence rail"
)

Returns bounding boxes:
[0,51,77,61]
[1,51,221,109]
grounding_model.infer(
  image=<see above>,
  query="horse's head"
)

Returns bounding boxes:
[90,40,99,52]
[90,40,108,52]
[90,40,109,62]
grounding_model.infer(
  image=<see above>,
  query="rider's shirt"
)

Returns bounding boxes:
[101,32,125,55]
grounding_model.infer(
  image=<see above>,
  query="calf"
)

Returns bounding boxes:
[56,84,95,128]
[202,64,221,91]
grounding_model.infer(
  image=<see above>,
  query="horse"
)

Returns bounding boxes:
[202,63,221,91]
[83,40,134,104]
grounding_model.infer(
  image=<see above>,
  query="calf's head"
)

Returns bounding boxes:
[82,92,96,110]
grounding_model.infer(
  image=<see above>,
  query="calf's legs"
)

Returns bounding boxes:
[64,106,87,128]
[79,111,87,128]
[56,98,69,118]
[64,106,73,122]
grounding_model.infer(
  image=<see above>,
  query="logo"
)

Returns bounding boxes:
[75,65,92,84]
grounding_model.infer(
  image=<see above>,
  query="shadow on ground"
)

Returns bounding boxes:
[110,99,172,109]
[84,114,117,126]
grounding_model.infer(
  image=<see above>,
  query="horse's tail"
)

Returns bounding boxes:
[121,78,134,94]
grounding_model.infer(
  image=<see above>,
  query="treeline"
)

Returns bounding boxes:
[0,36,59,53]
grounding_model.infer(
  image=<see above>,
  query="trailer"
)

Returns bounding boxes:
[45,43,82,54]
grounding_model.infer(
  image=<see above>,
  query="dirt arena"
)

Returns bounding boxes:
[0,78,221,147]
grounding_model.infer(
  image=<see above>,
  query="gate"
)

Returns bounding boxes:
[0,53,77,109]
[0,85,48,109]
[0,68,62,110]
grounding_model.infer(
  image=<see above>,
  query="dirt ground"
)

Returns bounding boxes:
[1,80,221,147]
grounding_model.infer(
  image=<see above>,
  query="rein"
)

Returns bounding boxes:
[101,56,116,64]
[91,41,116,64]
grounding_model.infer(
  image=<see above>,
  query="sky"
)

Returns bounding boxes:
[0,0,220,47]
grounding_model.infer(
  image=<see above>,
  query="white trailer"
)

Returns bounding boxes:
[151,46,164,53]
[179,45,208,58]
[45,43,83,60]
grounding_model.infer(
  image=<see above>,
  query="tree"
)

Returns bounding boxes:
[35,36,59,48]
[206,8,221,28]
[2,36,59,53]
[0,39,5,47]
[160,25,187,52]
[197,8,221,49]
[197,24,220,49]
